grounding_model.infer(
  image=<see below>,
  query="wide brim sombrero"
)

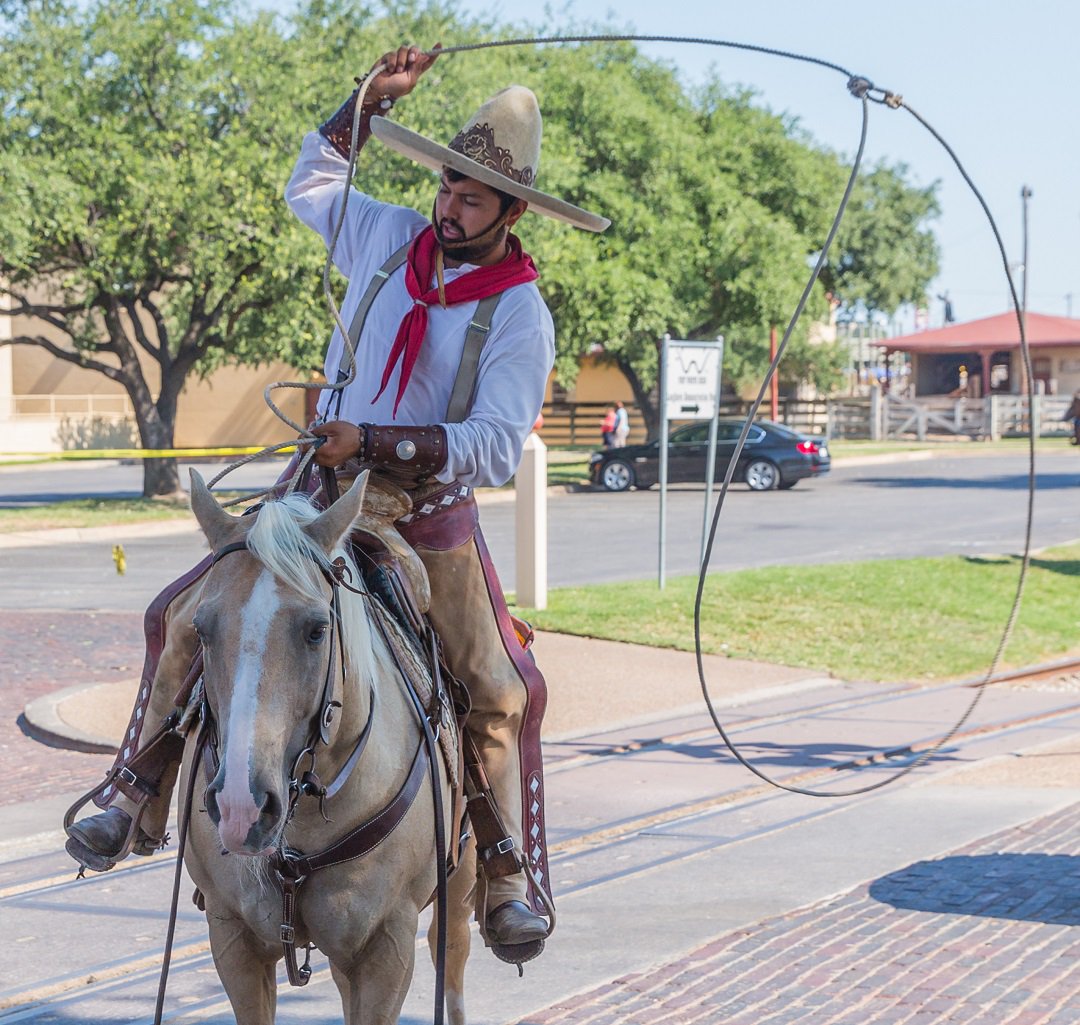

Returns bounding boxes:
[370,85,610,233]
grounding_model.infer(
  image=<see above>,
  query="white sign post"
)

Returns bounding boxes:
[515,432,547,609]
[658,336,724,588]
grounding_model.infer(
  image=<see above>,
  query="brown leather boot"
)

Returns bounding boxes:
[65,808,162,873]
[486,900,549,965]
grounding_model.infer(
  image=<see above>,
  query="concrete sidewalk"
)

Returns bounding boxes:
[22,627,834,753]
[9,600,1080,1025]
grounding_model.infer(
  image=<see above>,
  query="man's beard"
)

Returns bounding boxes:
[431,204,510,263]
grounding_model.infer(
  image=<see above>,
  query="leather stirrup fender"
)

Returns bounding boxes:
[462,731,522,880]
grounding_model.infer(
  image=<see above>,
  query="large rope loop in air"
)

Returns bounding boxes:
[203,33,1034,796]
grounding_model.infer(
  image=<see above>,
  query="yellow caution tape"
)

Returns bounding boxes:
[0,446,298,460]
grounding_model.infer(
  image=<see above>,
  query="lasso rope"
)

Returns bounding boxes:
[206,69,388,502]
[208,33,1034,796]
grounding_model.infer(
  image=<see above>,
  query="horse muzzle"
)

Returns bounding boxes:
[205,771,285,855]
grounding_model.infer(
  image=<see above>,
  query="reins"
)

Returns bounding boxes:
[153,533,452,1020]
[159,29,1040,1025]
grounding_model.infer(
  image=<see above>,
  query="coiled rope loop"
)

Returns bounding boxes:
[205,34,1033,799]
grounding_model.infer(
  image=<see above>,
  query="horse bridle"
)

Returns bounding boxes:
[209,539,347,762]
[191,536,451,1023]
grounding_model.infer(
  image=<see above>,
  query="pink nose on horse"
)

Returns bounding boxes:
[205,772,284,854]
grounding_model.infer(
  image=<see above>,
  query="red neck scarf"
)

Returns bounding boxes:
[372,225,539,417]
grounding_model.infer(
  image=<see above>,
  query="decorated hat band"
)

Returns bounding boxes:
[370,85,610,233]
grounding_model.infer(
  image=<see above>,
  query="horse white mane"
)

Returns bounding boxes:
[243,494,380,688]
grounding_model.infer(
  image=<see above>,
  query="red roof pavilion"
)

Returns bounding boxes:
[875,312,1080,395]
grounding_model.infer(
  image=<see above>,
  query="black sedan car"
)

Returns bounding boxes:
[589,419,830,492]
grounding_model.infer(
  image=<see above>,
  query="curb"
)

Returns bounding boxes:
[22,680,134,754]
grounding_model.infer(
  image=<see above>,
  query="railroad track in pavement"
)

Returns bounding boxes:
[3,660,1080,1019]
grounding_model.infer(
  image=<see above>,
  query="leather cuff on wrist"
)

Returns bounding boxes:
[358,423,447,482]
[318,76,395,159]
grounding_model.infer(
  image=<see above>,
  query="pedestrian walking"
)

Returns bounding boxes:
[600,406,616,447]
[613,400,630,447]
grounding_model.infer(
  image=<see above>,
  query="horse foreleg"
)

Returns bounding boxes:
[333,918,417,1025]
[206,912,278,1025]
[429,838,477,1025]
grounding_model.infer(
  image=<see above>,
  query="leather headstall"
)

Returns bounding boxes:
[204,537,432,989]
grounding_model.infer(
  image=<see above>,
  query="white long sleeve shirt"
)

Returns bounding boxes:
[285,132,555,489]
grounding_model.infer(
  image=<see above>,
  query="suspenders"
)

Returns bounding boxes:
[330,241,504,424]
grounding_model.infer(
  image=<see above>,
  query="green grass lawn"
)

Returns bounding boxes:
[510,543,1080,683]
[0,494,259,532]
[0,497,190,532]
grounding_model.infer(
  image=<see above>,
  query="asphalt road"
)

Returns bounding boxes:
[4,453,1080,1025]
[0,450,1077,611]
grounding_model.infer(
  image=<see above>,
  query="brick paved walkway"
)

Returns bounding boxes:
[524,802,1080,1025]
[1,610,141,804]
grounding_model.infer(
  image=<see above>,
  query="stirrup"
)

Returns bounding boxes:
[485,861,557,972]
[62,715,184,873]
[492,937,545,972]
[64,811,166,874]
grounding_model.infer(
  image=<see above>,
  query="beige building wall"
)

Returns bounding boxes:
[1044,349,1080,396]
[2,285,305,451]
[12,344,120,396]
[175,365,306,448]
[547,355,636,403]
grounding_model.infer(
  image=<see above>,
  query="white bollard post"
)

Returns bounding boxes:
[515,432,548,610]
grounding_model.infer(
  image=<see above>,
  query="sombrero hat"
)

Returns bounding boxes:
[370,85,610,233]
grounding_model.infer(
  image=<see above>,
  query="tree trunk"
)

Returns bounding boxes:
[143,456,181,498]
[138,421,181,498]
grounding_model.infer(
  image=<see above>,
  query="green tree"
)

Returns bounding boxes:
[1,0,940,478]
[525,61,850,436]
[0,0,334,494]
[823,162,941,318]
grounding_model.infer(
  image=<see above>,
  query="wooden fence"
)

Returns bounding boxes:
[539,394,1078,446]
[539,399,839,446]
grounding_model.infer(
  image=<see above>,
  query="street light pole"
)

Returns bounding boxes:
[1019,185,1033,397]
[1021,185,1033,318]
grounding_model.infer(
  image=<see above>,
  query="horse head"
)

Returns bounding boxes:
[189,469,370,856]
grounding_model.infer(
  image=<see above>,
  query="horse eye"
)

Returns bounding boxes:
[306,623,329,644]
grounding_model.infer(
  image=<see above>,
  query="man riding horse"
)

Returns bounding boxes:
[65,43,609,961]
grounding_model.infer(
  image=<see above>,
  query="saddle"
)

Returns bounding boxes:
[346,476,522,883]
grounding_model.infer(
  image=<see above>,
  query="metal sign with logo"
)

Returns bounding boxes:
[658,336,725,588]
[664,342,723,421]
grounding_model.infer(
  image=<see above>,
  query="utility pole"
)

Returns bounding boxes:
[1019,185,1033,397]
[1021,185,1033,316]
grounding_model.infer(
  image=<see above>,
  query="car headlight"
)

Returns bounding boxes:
[588,453,603,465]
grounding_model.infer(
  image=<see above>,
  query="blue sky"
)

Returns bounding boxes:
[284,0,1080,333]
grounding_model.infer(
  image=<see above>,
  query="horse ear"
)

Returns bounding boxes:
[306,471,370,553]
[189,469,241,550]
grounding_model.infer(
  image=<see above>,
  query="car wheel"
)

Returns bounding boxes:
[601,459,635,492]
[778,479,798,490]
[745,459,779,491]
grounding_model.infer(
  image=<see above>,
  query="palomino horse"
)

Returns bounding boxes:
[181,470,475,1025]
